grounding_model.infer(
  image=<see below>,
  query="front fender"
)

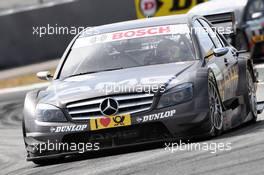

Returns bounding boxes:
[194,68,210,110]
[236,57,256,96]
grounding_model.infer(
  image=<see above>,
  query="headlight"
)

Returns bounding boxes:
[158,83,193,108]
[36,104,67,122]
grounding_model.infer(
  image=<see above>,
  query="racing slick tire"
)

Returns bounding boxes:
[245,69,258,123]
[207,73,224,137]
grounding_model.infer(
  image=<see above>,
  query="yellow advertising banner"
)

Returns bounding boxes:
[135,0,208,18]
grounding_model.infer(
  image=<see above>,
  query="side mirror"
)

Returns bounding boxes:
[251,12,263,19]
[213,47,229,57]
[251,41,264,63]
[36,71,53,81]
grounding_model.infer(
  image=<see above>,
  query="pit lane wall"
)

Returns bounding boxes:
[0,0,207,70]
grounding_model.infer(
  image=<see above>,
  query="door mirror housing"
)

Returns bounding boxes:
[251,41,264,63]
[251,12,263,19]
[213,47,229,57]
[36,71,53,81]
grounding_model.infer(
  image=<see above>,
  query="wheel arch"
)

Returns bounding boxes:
[237,57,257,96]
[196,68,226,110]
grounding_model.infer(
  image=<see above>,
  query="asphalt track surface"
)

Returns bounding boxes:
[1,66,264,175]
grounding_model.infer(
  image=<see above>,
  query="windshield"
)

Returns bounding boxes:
[60,24,195,79]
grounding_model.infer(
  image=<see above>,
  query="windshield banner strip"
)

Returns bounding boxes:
[73,24,189,49]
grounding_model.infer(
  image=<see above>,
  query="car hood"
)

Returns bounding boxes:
[39,61,197,106]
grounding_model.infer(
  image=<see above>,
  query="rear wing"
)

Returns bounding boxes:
[204,12,236,35]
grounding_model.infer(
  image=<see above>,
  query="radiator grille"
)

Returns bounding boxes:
[66,93,154,120]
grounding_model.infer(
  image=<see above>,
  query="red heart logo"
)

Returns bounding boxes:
[100,118,111,127]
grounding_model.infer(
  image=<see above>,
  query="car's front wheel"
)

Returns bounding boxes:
[208,75,224,136]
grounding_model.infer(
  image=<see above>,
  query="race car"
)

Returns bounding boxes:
[23,13,259,164]
[189,0,264,51]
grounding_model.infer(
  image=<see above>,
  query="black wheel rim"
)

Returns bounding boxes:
[208,80,223,130]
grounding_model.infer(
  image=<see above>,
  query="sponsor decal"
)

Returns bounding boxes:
[136,117,143,123]
[139,0,160,17]
[111,26,170,40]
[135,0,208,19]
[137,109,176,122]
[90,115,131,131]
[50,124,88,133]
[72,24,189,49]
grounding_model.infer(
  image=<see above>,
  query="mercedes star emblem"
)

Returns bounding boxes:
[100,98,119,116]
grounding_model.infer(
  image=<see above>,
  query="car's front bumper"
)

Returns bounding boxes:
[24,97,211,161]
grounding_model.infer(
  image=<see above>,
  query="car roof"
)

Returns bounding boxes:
[81,14,192,36]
